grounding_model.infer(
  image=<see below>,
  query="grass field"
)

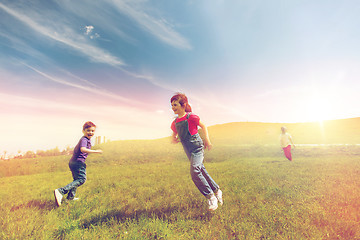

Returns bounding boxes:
[1,140,360,239]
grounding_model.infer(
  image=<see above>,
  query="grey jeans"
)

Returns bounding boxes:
[190,151,219,196]
[58,161,86,200]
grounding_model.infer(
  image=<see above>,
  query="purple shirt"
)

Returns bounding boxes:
[70,136,91,163]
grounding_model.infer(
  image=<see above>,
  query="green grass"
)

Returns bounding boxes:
[1,142,360,239]
[207,117,360,145]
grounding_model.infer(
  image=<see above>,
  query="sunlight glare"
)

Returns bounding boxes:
[303,87,335,123]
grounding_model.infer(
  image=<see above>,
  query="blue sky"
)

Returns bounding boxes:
[1,0,360,154]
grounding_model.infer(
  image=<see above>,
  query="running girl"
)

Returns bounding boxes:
[170,93,223,211]
[280,126,295,161]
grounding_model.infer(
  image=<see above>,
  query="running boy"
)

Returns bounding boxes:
[54,121,102,206]
[170,93,223,211]
[280,126,295,161]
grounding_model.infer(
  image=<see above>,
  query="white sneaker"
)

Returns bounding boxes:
[65,197,79,203]
[215,189,223,206]
[208,194,218,211]
[54,189,63,206]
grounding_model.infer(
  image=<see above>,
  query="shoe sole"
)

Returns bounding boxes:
[54,189,62,206]
[216,191,223,206]
[209,206,218,211]
[208,197,218,211]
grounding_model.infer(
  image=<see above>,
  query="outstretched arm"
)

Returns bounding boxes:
[199,121,212,150]
[81,147,103,154]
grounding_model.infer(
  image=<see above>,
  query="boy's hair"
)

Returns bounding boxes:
[281,126,287,133]
[83,121,96,130]
[170,93,192,112]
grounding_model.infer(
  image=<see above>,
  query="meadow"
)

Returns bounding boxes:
[1,138,360,239]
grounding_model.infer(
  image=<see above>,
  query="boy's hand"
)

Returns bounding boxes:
[95,149,103,153]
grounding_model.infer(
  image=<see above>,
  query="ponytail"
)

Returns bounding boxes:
[184,103,192,112]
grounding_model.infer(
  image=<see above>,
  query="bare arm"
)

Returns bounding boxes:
[199,121,212,150]
[289,135,296,148]
[171,132,179,144]
[80,147,103,154]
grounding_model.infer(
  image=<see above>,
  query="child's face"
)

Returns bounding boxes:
[171,100,185,115]
[83,126,96,139]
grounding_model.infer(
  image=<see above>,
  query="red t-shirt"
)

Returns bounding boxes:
[171,113,200,136]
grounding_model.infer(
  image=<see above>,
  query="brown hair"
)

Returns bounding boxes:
[170,93,192,112]
[83,121,96,130]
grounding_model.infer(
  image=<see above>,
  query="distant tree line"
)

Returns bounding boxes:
[8,146,73,160]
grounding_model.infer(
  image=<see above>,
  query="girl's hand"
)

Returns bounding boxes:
[171,132,179,144]
[171,137,179,144]
[205,142,212,151]
[199,121,212,151]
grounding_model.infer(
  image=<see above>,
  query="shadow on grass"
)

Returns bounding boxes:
[266,160,285,163]
[10,199,56,211]
[81,205,214,229]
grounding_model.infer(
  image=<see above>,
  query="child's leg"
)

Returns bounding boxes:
[199,164,223,205]
[199,165,219,192]
[58,161,86,199]
[283,145,292,161]
[190,151,213,196]
[67,188,77,200]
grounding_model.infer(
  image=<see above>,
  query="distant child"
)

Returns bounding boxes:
[54,121,102,206]
[280,126,295,161]
[170,93,223,211]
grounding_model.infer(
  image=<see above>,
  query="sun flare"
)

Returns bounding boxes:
[302,87,337,123]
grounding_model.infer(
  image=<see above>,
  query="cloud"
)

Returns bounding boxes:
[0,2,181,92]
[22,63,145,105]
[0,91,165,127]
[84,25,94,35]
[0,1,191,95]
[108,0,192,50]
[0,92,87,113]
[90,33,100,39]
[0,2,125,66]
[84,25,100,39]
[0,31,53,64]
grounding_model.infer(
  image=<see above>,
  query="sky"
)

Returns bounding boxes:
[1,0,360,154]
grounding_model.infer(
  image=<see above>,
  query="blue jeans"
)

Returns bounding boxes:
[190,150,219,196]
[59,161,86,200]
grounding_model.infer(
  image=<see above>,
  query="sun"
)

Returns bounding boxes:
[302,88,335,123]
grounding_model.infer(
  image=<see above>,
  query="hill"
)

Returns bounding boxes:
[2,124,360,239]
[206,117,360,145]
